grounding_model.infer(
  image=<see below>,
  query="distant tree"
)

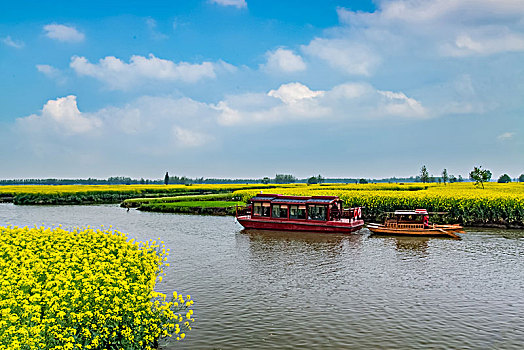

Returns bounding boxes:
[442,169,448,185]
[438,177,442,184]
[317,174,324,184]
[497,174,512,183]
[519,174,524,183]
[420,165,429,183]
[307,176,318,185]
[449,175,457,183]
[262,177,270,184]
[164,172,169,185]
[469,166,492,189]
[274,174,297,184]
[359,178,368,184]
[458,175,464,182]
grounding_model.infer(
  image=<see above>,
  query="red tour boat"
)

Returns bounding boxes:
[235,193,364,233]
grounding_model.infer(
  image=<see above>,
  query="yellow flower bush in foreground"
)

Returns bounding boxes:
[0,225,194,350]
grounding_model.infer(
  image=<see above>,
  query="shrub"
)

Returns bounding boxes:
[0,226,194,349]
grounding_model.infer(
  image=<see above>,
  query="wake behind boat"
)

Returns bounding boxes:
[367,209,464,239]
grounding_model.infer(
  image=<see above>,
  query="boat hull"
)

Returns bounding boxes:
[367,224,462,239]
[237,216,364,233]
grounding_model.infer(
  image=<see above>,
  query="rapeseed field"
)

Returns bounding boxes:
[233,182,524,226]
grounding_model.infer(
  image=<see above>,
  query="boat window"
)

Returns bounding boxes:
[308,205,327,221]
[262,203,271,217]
[289,205,306,219]
[253,202,262,216]
[272,204,288,219]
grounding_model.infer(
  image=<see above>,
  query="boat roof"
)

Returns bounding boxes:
[394,209,428,215]
[251,193,339,205]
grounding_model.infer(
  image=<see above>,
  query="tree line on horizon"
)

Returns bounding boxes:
[418,165,524,188]
[2,170,523,186]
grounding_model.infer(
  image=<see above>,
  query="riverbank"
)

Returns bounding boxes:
[0,184,271,205]
[2,183,523,228]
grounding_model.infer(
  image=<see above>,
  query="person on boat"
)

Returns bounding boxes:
[423,215,430,229]
[330,203,340,221]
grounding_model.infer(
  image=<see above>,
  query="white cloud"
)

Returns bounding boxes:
[334,0,524,58]
[216,81,427,126]
[146,18,168,40]
[444,31,524,56]
[17,96,101,135]
[214,101,243,126]
[2,36,24,48]
[372,0,524,24]
[268,82,323,104]
[36,64,67,84]
[263,48,306,73]
[378,90,427,118]
[43,24,85,43]
[498,132,515,140]
[16,95,217,153]
[70,54,218,89]
[173,126,213,148]
[302,38,380,76]
[10,82,429,172]
[209,0,247,9]
[36,64,58,76]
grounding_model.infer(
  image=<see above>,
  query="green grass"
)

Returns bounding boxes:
[138,200,244,215]
[123,193,236,207]
[148,200,241,208]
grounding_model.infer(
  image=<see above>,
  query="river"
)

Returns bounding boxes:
[1,203,523,349]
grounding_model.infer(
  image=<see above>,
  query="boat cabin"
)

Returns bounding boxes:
[385,209,429,229]
[236,194,364,233]
[244,193,355,222]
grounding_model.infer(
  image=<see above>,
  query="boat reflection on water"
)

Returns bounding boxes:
[239,228,364,259]
[236,229,366,292]
[369,234,433,256]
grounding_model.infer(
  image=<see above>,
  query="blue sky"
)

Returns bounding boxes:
[1,0,523,180]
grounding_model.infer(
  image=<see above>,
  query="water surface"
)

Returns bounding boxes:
[1,204,523,349]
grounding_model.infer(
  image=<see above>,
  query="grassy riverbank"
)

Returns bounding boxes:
[138,201,243,215]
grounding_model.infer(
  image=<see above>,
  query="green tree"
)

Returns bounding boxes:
[359,178,368,184]
[442,169,448,185]
[274,174,297,184]
[497,174,512,183]
[164,172,169,185]
[449,174,457,183]
[469,166,492,189]
[420,165,429,183]
[262,177,270,184]
[307,176,318,185]
[519,174,524,182]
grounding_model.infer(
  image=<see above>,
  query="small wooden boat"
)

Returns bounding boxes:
[367,209,464,239]
[236,194,364,233]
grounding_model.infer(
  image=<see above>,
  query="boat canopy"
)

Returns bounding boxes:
[393,209,428,215]
[250,194,339,205]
